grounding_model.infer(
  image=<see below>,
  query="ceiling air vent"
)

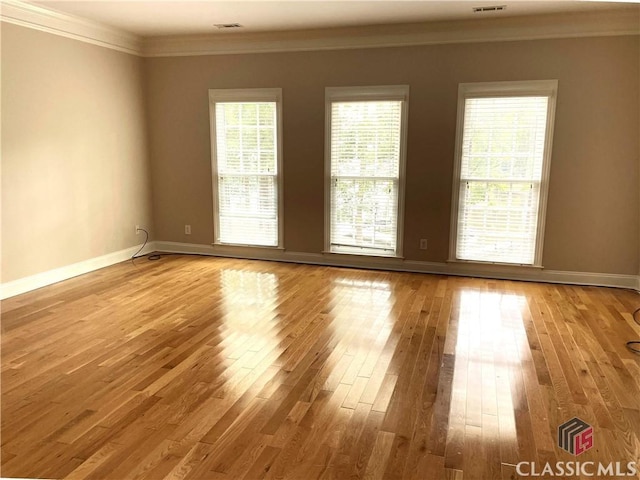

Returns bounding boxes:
[472,5,507,13]
[214,23,243,29]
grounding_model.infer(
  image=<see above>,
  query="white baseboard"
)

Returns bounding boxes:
[1,242,157,300]
[155,241,639,290]
[3,240,635,299]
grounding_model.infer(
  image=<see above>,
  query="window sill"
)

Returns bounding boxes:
[323,251,404,261]
[211,243,285,252]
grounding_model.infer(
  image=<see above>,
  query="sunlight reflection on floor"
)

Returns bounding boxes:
[453,289,527,443]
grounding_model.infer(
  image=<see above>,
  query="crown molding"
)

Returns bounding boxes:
[0,0,142,55]
[1,1,637,59]
[142,7,640,57]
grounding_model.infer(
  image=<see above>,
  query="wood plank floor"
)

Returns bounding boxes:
[2,256,639,480]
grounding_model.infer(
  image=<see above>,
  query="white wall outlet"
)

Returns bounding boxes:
[419,239,428,250]
[185,224,191,235]
[135,225,141,234]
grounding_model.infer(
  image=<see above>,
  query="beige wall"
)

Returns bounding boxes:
[3,25,637,283]
[145,35,639,275]
[1,23,153,282]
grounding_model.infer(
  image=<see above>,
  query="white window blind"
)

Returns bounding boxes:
[329,99,403,255]
[212,98,280,247]
[456,95,551,264]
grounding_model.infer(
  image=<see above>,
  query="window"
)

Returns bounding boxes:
[450,80,558,266]
[208,88,283,247]
[325,85,409,257]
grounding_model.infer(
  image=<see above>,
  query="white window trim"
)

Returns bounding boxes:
[208,87,284,249]
[448,79,558,268]
[324,85,409,258]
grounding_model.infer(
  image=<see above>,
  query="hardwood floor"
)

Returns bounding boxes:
[2,255,639,480]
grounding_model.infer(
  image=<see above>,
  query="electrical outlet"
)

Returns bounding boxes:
[135,225,141,234]
[185,224,191,235]
[419,239,428,250]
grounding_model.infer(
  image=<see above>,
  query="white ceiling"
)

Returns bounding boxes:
[28,1,638,37]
